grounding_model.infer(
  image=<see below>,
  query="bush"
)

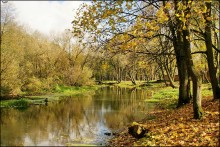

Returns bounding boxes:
[77,67,94,86]
[9,99,29,108]
[41,77,56,91]
[0,86,11,97]
[64,66,94,86]
[23,77,42,93]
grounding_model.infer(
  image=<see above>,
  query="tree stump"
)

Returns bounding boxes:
[128,122,148,139]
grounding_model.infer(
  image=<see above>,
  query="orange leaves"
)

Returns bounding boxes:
[108,96,219,146]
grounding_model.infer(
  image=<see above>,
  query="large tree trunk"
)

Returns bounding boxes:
[204,2,220,99]
[164,1,191,107]
[175,29,191,106]
[175,42,191,107]
[183,27,203,119]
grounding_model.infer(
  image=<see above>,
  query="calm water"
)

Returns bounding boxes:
[0,86,154,146]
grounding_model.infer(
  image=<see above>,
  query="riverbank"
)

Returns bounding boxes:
[1,81,217,146]
[108,86,219,146]
[0,81,163,108]
[0,85,101,108]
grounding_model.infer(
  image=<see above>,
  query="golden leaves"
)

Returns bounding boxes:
[156,7,169,23]
[109,96,219,146]
[146,31,154,37]
[185,14,190,18]
[205,0,212,3]
[126,1,132,10]
[121,17,127,22]
[165,2,171,9]
[101,63,108,70]
[145,22,151,29]
[206,17,212,21]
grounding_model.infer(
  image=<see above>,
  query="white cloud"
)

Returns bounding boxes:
[11,1,88,36]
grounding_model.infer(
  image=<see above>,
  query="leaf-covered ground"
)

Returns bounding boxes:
[108,96,219,146]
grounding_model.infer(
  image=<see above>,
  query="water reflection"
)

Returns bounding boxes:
[0,86,154,146]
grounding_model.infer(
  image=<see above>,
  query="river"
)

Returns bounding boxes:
[0,86,154,146]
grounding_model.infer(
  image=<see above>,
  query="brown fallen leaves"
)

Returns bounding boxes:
[108,96,219,146]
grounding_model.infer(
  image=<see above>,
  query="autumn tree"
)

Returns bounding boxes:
[191,1,220,99]
[71,0,191,107]
[71,0,220,119]
[1,3,23,97]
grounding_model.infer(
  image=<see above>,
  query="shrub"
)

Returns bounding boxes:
[9,99,29,108]
[24,77,42,93]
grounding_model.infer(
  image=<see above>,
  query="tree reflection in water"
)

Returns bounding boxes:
[0,86,154,146]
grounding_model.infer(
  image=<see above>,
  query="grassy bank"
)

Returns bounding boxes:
[0,85,101,108]
[1,81,212,110]
[107,82,218,146]
[101,80,159,88]
[103,81,212,109]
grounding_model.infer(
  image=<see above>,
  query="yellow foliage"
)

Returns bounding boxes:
[156,7,169,23]
[183,25,187,30]
[165,2,171,9]
[145,22,151,28]
[121,17,127,22]
[154,25,160,31]
[146,31,154,37]
[101,63,108,70]
[126,2,132,10]
[203,6,207,13]
[205,0,212,3]
[186,14,190,18]
[206,17,212,21]
[132,121,139,126]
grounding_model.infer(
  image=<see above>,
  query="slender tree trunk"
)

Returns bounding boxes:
[183,27,203,119]
[204,2,220,99]
[128,71,136,85]
[117,67,122,84]
[159,62,169,86]
[163,63,176,88]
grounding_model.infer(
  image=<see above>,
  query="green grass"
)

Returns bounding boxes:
[1,99,29,109]
[144,86,179,109]
[54,85,98,95]
[102,80,165,89]
[201,83,213,97]
[0,85,101,108]
[103,81,179,109]
[1,82,213,109]
[144,82,213,109]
